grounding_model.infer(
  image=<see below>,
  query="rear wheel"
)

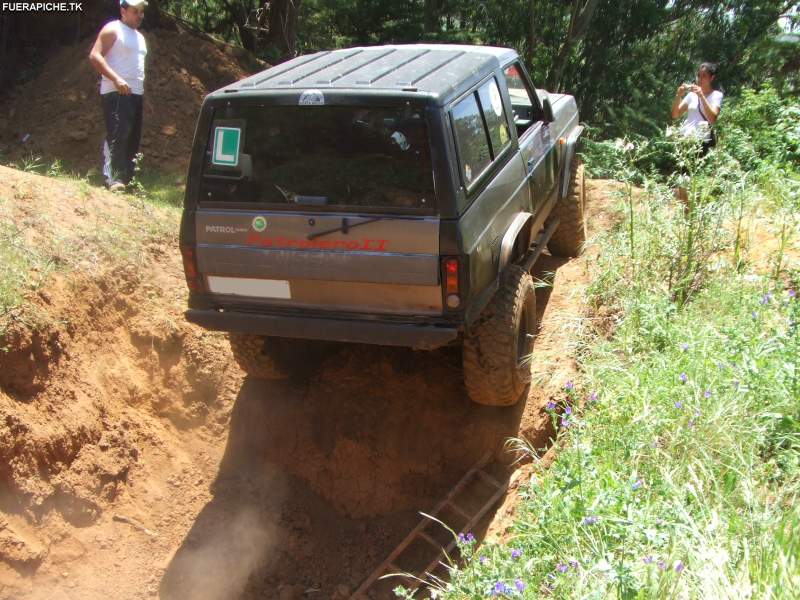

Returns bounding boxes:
[229,333,293,379]
[462,266,537,406]
[547,157,586,258]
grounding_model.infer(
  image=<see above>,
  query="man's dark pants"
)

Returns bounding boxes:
[101,92,143,187]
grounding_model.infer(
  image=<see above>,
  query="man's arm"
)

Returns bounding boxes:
[88,24,131,95]
[670,84,689,120]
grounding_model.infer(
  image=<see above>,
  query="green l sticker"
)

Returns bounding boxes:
[212,126,241,166]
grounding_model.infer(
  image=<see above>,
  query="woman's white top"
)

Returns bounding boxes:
[99,20,147,95]
[680,90,723,137]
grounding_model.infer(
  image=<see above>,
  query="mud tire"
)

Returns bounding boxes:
[462,265,537,406]
[547,158,586,258]
[228,333,289,379]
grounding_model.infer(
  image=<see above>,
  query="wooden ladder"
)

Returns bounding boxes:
[350,453,507,599]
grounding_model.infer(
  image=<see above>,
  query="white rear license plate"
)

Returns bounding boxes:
[207,276,291,299]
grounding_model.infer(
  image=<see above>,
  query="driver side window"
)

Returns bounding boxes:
[503,63,543,137]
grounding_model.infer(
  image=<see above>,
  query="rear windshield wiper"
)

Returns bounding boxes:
[307,216,389,240]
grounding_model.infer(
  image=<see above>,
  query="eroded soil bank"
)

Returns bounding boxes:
[0,167,617,599]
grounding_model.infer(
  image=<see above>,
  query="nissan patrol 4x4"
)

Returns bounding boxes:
[179,44,585,406]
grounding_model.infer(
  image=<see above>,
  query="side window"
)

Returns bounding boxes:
[477,78,511,158]
[503,63,543,136]
[452,93,492,187]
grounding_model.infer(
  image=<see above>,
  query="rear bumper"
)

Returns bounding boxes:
[185,309,460,350]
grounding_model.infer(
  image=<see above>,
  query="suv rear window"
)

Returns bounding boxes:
[201,105,435,211]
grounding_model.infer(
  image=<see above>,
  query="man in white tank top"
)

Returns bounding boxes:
[88,0,148,191]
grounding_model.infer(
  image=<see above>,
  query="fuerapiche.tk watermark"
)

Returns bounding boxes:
[2,2,83,11]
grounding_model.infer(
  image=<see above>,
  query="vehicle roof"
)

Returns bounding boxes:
[210,44,519,105]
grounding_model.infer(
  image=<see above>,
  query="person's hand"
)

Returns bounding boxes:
[676,84,688,97]
[115,78,131,95]
[689,84,703,96]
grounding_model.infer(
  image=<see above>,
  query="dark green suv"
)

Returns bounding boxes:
[179,44,585,406]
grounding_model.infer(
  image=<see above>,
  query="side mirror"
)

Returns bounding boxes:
[542,96,555,123]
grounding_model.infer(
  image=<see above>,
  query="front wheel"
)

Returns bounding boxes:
[547,157,586,258]
[462,266,537,406]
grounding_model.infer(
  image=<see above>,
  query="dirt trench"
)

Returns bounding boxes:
[0,170,618,600]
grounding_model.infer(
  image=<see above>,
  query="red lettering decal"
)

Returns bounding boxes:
[318,240,333,249]
[374,239,388,251]
[245,232,259,245]
[345,241,359,250]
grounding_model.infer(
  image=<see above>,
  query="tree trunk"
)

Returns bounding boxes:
[547,0,600,91]
[526,0,536,67]
[266,0,301,62]
[424,0,439,33]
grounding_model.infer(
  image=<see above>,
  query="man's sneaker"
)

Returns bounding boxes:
[108,182,126,193]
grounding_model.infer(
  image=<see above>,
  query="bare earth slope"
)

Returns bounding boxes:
[0,28,259,176]
[0,166,615,599]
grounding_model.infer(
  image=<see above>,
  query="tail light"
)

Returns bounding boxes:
[442,257,460,309]
[180,244,203,292]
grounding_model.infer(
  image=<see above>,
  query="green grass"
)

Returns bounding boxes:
[0,164,182,336]
[399,142,799,599]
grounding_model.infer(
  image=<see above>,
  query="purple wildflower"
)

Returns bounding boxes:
[675,560,685,573]
[564,406,573,415]
[789,289,796,299]
[761,293,772,305]
[479,555,488,565]
[557,562,569,573]
[657,560,667,571]
[589,391,598,402]
[466,532,475,543]
[704,389,712,398]
[515,579,526,593]
[752,311,758,320]
[643,556,654,564]
[565,381,574,391]
[679,372,688,383]
[546,401,556,410]
[674,401,683,409]
[680,342,689,351]
[493,581,509,596]
[569,559,579,569]
[560,417,571,428]
[511,548,522,560]
[632,479,643,490]
[582,516,599,526]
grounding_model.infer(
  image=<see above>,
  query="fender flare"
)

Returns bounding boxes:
[559,125,585,199]
[498,212,533,273]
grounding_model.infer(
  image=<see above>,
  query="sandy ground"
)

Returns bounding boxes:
[0,166,620,599]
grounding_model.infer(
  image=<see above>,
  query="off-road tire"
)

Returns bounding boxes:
[547,158,586,258]
[228,333,289,379]
[462,265,537,406]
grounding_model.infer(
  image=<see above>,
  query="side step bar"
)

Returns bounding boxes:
[520,217,560,272]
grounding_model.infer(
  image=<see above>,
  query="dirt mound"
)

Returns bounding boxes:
[0,27,261,176]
